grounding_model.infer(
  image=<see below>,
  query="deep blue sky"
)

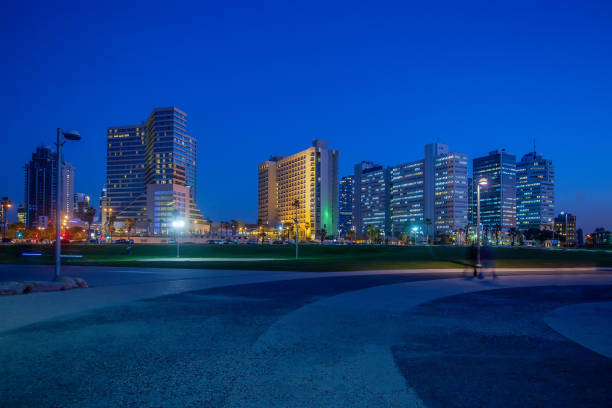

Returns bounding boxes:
[1,0,611,232]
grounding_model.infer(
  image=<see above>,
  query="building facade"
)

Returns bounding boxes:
[554,212,576,247]
[472,149,517,232]
[389,160,424,235]
[338,175,354,236]
[106,124,147,227]
[433,152,469,235]
[23,146,73,229]
[73,193,90,219]
[257,156,282,227]
[62,162,75,218]
[358,165,389,236]
[257,140,339,240]
[516,151,555,231]
[106,107,205,235]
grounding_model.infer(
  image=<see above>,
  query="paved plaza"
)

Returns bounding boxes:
[0,265,610,407]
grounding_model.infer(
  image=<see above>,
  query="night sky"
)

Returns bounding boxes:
[1,1,611,232]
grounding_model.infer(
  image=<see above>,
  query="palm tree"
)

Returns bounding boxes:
[83,207,97,239]
[320,227,327,243]
[367,224,379,244]
[230,219,239,236]
[494,224,502,245]
[509,227,519,246]
[124,218,134,240]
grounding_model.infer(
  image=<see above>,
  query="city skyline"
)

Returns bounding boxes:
[1,2,611,233]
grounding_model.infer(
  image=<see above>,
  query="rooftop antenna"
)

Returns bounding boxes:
[533,138,536,156]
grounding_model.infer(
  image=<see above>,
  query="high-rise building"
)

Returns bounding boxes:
[73,193,90,219]
[257,156,282,227]
[516,151,554,231]
[63,162,75,218]
[257,140,339,240]
[107,107,205,235]
[472,149,516,232]
[24,146,72,229]
[467,177,474,225]
[386,144,468,238]
[358,165,389,236]
[389,160,424,234]
[554,212,576,247]
[424,143,449,237]
[106,124,147,227]
[338,175,354,235]
[434,152,469,235]
[352,161,376,235]
[17,204,26,224]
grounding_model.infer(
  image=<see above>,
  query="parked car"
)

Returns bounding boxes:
[115,239,128,244]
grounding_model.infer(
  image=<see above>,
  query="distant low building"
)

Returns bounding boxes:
[554,212,576,247]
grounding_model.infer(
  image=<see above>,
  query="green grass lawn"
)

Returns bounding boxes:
[1,243,611,272]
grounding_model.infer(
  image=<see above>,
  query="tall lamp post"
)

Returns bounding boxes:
[55,129,81,281]
[1,197,12,242]
[172,219,185,258]
[476,177,488,271]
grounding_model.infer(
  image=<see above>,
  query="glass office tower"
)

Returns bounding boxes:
[516,151,555,231]
[472,149,517,231]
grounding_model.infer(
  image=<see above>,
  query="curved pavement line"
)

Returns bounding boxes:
[545,301,612,359]
[225,274,612,408]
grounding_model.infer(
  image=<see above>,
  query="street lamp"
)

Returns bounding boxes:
[476,177,488,274]
[55,129,81,281]
[1,197,12,242]
[172,219,185,258]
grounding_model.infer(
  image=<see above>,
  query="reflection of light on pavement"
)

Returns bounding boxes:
[136,257,286,262]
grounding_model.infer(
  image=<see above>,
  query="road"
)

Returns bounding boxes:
[0,265,610,407]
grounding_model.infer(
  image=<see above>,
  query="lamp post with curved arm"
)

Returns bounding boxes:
[476,177,488,271]
[55,129,81,281]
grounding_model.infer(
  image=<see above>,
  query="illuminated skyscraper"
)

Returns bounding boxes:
[434,152,469,235]
[338,175,354,235]
[106,107,205,235]
[62,162,75,218]
[258,156,282,227]
[389,160,424,234]
[516,151,554,231]
[357,165,389,236]
[106,124,147,227]
[257,140,339,240]
[472,149,517,232]
[24,146,74,229]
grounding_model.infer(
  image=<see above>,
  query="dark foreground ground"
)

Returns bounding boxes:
[1,243,611,271]
[0,271,610,407]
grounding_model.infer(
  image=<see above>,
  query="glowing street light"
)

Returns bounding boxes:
[172,219,186,258]
[476,177,488,275]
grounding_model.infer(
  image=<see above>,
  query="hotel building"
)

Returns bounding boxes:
[257,140,339,240]
[516,151,555,231]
